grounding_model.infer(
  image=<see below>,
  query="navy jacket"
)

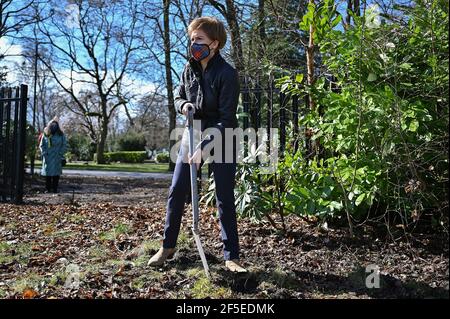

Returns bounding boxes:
[174,53,240,149]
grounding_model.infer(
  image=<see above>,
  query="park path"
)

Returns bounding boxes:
[26,168,173,180]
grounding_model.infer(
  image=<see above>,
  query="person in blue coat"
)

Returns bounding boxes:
[39,118,67,193]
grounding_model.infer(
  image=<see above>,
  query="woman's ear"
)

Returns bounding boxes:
[211,40,219,51]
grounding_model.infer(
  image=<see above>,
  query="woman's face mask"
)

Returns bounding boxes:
[190,41,214,62]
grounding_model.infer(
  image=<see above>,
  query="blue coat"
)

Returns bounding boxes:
[39,134,67,176]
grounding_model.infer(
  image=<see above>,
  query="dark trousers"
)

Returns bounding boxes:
[163,142,239,261]
[45,175,60,193]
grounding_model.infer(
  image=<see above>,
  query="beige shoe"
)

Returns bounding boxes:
[147,247,176,267]
[225,259,248,273]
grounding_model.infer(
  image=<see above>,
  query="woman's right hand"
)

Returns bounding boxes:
[182,103,195,116]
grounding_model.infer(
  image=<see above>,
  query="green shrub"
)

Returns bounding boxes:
[117,132,147,151]
[25,124,37,162]
[274,0,448,230]
[104,151,147,163]
[202,145,273,223]
[155,152,169,163]
[67,134,95,161]
[64,152,76,162]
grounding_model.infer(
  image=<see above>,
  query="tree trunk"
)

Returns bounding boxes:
[305,0,319,159]
[96,118,108,164]
[225,0,244,75]
[208,0,245,76]
[257,0,266,80]
[258,0,267,49]
[306,0,316,111]
[123,103,135,127]
[96,97,109,164]
[163,0,176,171]
[40,97,46,127]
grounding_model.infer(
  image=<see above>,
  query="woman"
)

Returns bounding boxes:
[148,17,247,273]
[39,117,67,193]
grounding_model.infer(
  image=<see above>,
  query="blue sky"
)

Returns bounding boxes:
[0,0,396,127]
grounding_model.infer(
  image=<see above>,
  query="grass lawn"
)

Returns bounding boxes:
[28,160,170,173]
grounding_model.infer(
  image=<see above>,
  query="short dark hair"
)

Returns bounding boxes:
[188,17,227,50]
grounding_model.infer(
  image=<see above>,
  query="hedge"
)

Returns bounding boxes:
[103,151,147,163]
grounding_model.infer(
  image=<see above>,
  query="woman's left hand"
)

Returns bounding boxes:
[188,148,202,170]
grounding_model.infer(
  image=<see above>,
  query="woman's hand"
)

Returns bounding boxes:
[182,103,195,116]
[188,148,202,170]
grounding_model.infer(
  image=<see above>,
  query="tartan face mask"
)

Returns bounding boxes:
[190,41,214,61]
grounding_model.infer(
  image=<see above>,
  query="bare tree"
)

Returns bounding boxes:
[121,88,169,153]
[0,0,36,39]
[207,0,245,75]
[0,0,38,84]
[37,0,143,163]
[162,0,177,170]
[139,0,206,170]
[133,86,167,130]
[14,48,56,129]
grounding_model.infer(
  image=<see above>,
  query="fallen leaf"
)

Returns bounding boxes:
[23,289,39,299]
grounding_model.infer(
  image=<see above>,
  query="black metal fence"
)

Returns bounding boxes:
[0,85,28,204]
[240,75,309,157]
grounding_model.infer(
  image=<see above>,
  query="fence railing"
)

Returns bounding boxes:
[239,75,309,157]
[0,85,28,204]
